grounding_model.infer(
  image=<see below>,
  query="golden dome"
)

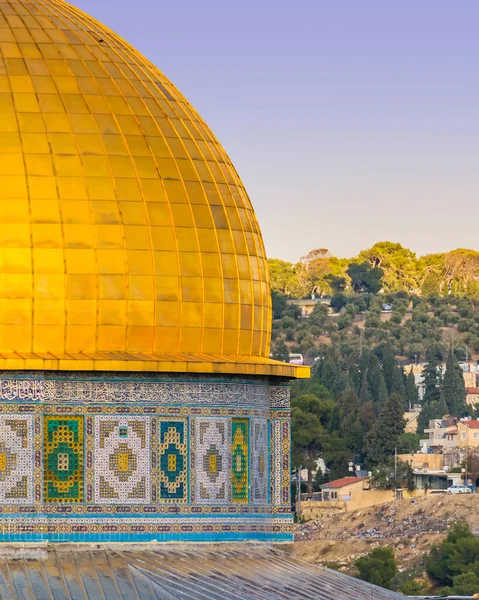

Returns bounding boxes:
[0,0,305,377]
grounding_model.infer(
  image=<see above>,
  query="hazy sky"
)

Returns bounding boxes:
[72,0,479,263]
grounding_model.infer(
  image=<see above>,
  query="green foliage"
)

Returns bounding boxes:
[425,520,479,591]
[401,578,430,595]
[271,339,290,362]
[355,547,397,589]
[268,244,479,299]
[381,345,396,394]
[405,369,419,409]
[347,261,384,294]
[391,366,406,409]
[397,432,420,453]
[441,351,467,416]
[330,292,348,313]
[422,356,442,404]
[364,393,405,465]
[371,458,415,491]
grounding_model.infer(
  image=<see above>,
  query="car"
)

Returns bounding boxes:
[447,484,472,494]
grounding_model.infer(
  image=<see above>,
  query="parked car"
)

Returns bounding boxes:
[447,484,472,494]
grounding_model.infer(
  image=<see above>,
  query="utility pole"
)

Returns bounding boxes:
[360,329,363,357]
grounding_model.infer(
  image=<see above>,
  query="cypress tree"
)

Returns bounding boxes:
[364,393,406,465]
[441,351,467,416]
[337,388,364,453]
[368,354,388,408]
[377,374,389,410]
[405,369,419,410]
[391,366,406,409]
[360,369,373,405]
[382,345,396,394]
[417,401,434,436]
[422,357,442,404]
[435,394,449,419]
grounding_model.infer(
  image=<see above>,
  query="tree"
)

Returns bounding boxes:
[355,547,397,589]
[272,291,288,319]
[271,339,290,363]
[435,394,449,418]
[366,354,389,410]
[330,292,347,313]
[337,388,364,453]
[425,520,479,589]
[422,356,442,404]
[347,261,384,294]
[364,393,405,465]
[417,401,434,436]
[441,351,467,416]
[397,432,420,454]
[404,369,419,409]
[371,458,415,492]
[359,370,372,405]
[359,241,419,292]
[391,366,406,409]
[381,345,396,394]
[308,303,329,328]
[268,258,303,297]
[291,406,326,493]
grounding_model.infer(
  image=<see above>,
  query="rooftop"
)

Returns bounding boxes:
[320,477,366,489]
[0,545,404,600]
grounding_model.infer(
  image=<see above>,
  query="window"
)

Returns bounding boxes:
[119,426,128,438]
[474,432,479,439]
[462,432,467,440]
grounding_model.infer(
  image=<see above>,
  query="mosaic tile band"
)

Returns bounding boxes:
[0,373,289,408]
[0,371,293,543]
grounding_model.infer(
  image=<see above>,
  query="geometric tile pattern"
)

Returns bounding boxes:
[195,417,229,505]
[231,419,249,503]
[251,419,268,505]
[158,419,188,503]
[44,416,84,503]
[94,417,151,504]
[281,420,291,506]
[0,415,34,504]
[0,372,293,542]
[270,420,283,506]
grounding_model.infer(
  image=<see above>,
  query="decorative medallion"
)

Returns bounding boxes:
[44,416,84,503]
[232,418,249,503]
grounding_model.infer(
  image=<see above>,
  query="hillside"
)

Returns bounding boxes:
[272,292,479,366]
[292,494,479,572]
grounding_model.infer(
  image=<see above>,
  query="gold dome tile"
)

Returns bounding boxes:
[0,0,308,378]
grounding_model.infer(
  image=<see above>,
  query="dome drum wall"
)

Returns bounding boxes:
[0,0,295,375]
[0,370,293,543]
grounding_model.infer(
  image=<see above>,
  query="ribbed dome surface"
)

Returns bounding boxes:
[0,0,275,369]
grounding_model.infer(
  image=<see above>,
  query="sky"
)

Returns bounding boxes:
[72,0,479,263]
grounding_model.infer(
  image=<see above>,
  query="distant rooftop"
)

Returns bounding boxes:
[320,476,367,489]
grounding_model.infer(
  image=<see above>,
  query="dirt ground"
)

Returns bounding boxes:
[291,493,479,572]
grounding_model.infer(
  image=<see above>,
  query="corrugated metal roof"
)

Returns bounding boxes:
[0,546,404,599]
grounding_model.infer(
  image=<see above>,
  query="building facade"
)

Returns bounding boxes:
[0,0,307,543]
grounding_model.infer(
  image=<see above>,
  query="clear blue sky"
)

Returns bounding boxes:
[73,0,479,263]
